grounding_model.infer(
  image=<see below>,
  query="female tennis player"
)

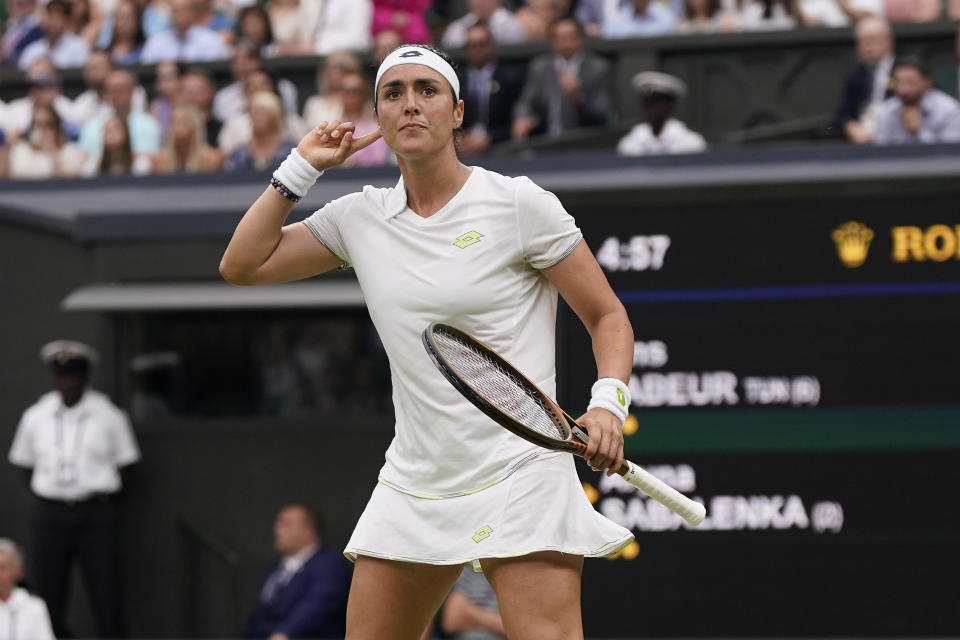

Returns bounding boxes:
[221,44,635,640]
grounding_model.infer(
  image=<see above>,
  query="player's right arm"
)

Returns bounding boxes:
[219,120,381,286]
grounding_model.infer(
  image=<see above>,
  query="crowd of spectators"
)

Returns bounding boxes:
[0,0,958,180]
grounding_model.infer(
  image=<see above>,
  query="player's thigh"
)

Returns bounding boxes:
[346,555,463,640]
[481,551,585,640]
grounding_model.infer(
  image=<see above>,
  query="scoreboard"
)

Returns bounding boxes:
[560,195,960,635]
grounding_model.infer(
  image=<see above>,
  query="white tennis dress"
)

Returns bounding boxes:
[304,166,633,566]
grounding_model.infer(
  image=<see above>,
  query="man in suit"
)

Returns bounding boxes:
[457,22,524,155]
[834,16,895,144]
[241,504,352,640]
[512,17,614,140]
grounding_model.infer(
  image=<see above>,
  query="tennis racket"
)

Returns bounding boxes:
[422,322,706,527]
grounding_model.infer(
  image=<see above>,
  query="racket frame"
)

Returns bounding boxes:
[423,322,707,527]
[422,322,586,455]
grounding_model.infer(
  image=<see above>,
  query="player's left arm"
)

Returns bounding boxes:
[543,240,633,475]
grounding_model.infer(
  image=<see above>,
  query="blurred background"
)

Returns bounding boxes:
[0,0,959,638]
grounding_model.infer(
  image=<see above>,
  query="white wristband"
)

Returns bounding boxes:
[586,377,631,426]
[273,148,323,198]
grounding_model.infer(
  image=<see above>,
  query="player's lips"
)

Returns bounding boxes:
[399,122,426,131]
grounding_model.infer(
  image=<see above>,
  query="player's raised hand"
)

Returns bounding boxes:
[297,120,382,171]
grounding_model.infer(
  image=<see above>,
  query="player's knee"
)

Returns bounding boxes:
[502,615,583,640]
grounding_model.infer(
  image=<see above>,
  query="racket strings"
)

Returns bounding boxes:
[432,330,568,442]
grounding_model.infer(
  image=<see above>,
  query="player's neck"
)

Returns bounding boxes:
[399,150,471,219]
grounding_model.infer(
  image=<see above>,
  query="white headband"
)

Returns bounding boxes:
[375,46,460,101]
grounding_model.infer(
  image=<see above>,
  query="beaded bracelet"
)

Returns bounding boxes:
[270,176,302,203]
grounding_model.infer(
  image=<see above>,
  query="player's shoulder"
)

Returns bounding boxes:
[311,187,385,223]
[359,183,395,206]
[471,166,542,196]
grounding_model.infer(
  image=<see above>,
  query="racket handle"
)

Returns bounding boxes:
[618,460,706,526]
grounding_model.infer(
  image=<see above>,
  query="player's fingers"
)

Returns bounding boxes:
[606,423,625,476]
[311,121,328,134]
[329,121,355,141]
[595,413,623,471]
[588,419,608,470]
[579,415,600,465]
[351,129,382,152]
[319,120,342,142]
[331,130,354,162]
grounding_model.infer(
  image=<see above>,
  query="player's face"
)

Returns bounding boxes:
[375,64,463,161]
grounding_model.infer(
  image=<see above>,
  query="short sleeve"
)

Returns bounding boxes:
[514,177,582,269]
[110,409,141,467]
[302,196,354,269]
[8,411,36,468]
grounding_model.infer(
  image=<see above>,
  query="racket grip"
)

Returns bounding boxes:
[618,460,706,526]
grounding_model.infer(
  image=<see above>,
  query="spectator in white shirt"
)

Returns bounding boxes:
[218,69,306,155]
[3,58,76,138]
[442,0,527,48]
[78,68,161,175]
[19,0,92,70]
[8,341,140,638]
[0,539,55,640]
[60,51,148,128]
[800,0,884,26]
[300,0,372,56]
[617,71,706,155]
[140,0,228,64]
[875,56,960,144]
[212,40,298,124]
[602,0,678,38]
[301,50,364,128]
[8,103,89,178]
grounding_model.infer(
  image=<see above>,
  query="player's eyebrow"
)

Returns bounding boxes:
[380,78,442,92]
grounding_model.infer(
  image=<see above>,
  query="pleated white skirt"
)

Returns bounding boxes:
[344,452,633,570]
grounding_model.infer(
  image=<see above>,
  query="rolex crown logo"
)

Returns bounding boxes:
[832,221,874,268]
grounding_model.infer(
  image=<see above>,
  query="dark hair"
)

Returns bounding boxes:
[373,43,459,111]
[108,0,147,51]
[234,38,263,62]
[893,55,930,77]
[549,16,586,38]
[46,0,71,17]
[99,115,133,175]
[30,103,65,147]
[282,503,325,539]
[246,68,280,97]
[685,0,722,18]
[237,6,273,48]
[183,66,214,84]
[465,21,493,38]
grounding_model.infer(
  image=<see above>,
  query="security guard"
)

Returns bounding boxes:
[8,340,140,638]
[617,71,708,156]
